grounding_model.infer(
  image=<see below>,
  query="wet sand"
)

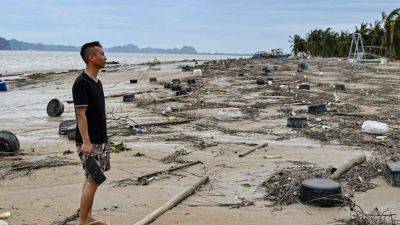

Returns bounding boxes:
[1,59,400,225]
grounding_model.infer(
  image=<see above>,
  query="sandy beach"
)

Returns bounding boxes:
[1,58,400,225]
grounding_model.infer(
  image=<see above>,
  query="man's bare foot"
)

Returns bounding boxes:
[88,215,97,223]
[88,220,110,225]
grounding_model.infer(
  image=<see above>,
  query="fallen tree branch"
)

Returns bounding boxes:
[329,154,366,180]
[239,142,268,157]
[116,161,203,186]
[133,176,209,225]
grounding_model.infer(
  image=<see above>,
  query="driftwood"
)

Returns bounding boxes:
[105,90,154,99]
[329,154,366,180]
[135,119,194,127]
[51,209,80,225]
[116,161,203,186]
[155,94,193,103]
[334,112,366,117]
[238,142,268,157]
[133,176,209,225]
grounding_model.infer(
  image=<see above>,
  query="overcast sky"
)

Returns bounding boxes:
[0,0,398,53]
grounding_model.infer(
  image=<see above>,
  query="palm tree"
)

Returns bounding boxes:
[289,35,307,56]
[384,8,400,59]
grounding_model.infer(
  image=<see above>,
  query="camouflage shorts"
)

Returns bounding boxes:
[77,142,111,180]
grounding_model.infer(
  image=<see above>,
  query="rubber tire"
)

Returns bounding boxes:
[256,78,266,85]
[172,79,181,84]
[299,178,342,207]
[0,130,20,152]
[149,77,157,82]
[187,79,196,85]
[308,104,327,114]
[299,84,310,90]
[130,79,138,84]
[47,99,64,117]
[67,130,76,141]
[171,84,182,91]
[335,84,345,91]
[59,120,76,135]
[287,116,308,128]
[176,89,188,96]
[123,94,135,102]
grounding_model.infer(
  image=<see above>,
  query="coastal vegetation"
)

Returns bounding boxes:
[290,8,400,59]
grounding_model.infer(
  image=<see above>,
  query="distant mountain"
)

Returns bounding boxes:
[0,37,197,54]
[0,37,11,50]
[106,44,197,54]
[7,39,79,51]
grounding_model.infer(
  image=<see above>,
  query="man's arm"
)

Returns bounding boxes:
[76,107,92,156]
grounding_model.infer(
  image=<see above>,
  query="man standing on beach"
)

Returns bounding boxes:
[72,41,110,225]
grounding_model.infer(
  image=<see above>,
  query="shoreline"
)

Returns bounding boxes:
[1,58,400,224]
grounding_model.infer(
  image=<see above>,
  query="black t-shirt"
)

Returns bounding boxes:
[72,72,107,144]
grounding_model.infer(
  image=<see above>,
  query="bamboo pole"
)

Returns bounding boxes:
[133,176,209,225]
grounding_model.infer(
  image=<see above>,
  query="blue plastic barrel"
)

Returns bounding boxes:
[0,81,7,92]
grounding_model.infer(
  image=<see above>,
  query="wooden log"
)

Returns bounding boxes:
[329,154,366,180]
[133,176,209,225]
[238,142,268,157]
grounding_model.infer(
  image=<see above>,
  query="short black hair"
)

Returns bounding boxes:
[80,41,103,64]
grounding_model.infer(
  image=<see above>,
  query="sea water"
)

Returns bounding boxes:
[0,50,246,74]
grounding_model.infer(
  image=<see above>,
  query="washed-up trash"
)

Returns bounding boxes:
[110,142,131,153]
[287,116,308,128]
[0,211,11,219]
[47,98,64,117]
[384,161,400,187]
[59,120,76,135]
[168,116,178,121]
[256,78,266,85]
[123,94,135,102]
[298,83,310,90]
[361,121,389,135]
[149,77,157,82]
[335,84,345,91]
[171,84,182,91]
[315,123,329,129]
[308,104,327,114]
[241,183,251,188]
[298,62,310,70]
[214,108,244,121]
[279,85,288,90]
[0,81,7,92]
[0,131,20,152]
[299,178,342,207]
[130,79,138,83]
[161,107,173,115]
[172,79,181,84]
[193,69,202,76]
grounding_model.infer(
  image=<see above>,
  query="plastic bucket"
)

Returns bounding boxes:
[47,99,65,117]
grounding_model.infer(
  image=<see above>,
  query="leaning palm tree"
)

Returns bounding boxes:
[384,8,400,59]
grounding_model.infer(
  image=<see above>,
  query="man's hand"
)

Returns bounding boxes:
[82,142,93,157]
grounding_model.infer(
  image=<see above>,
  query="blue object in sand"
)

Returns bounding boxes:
[0,81,7,92]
